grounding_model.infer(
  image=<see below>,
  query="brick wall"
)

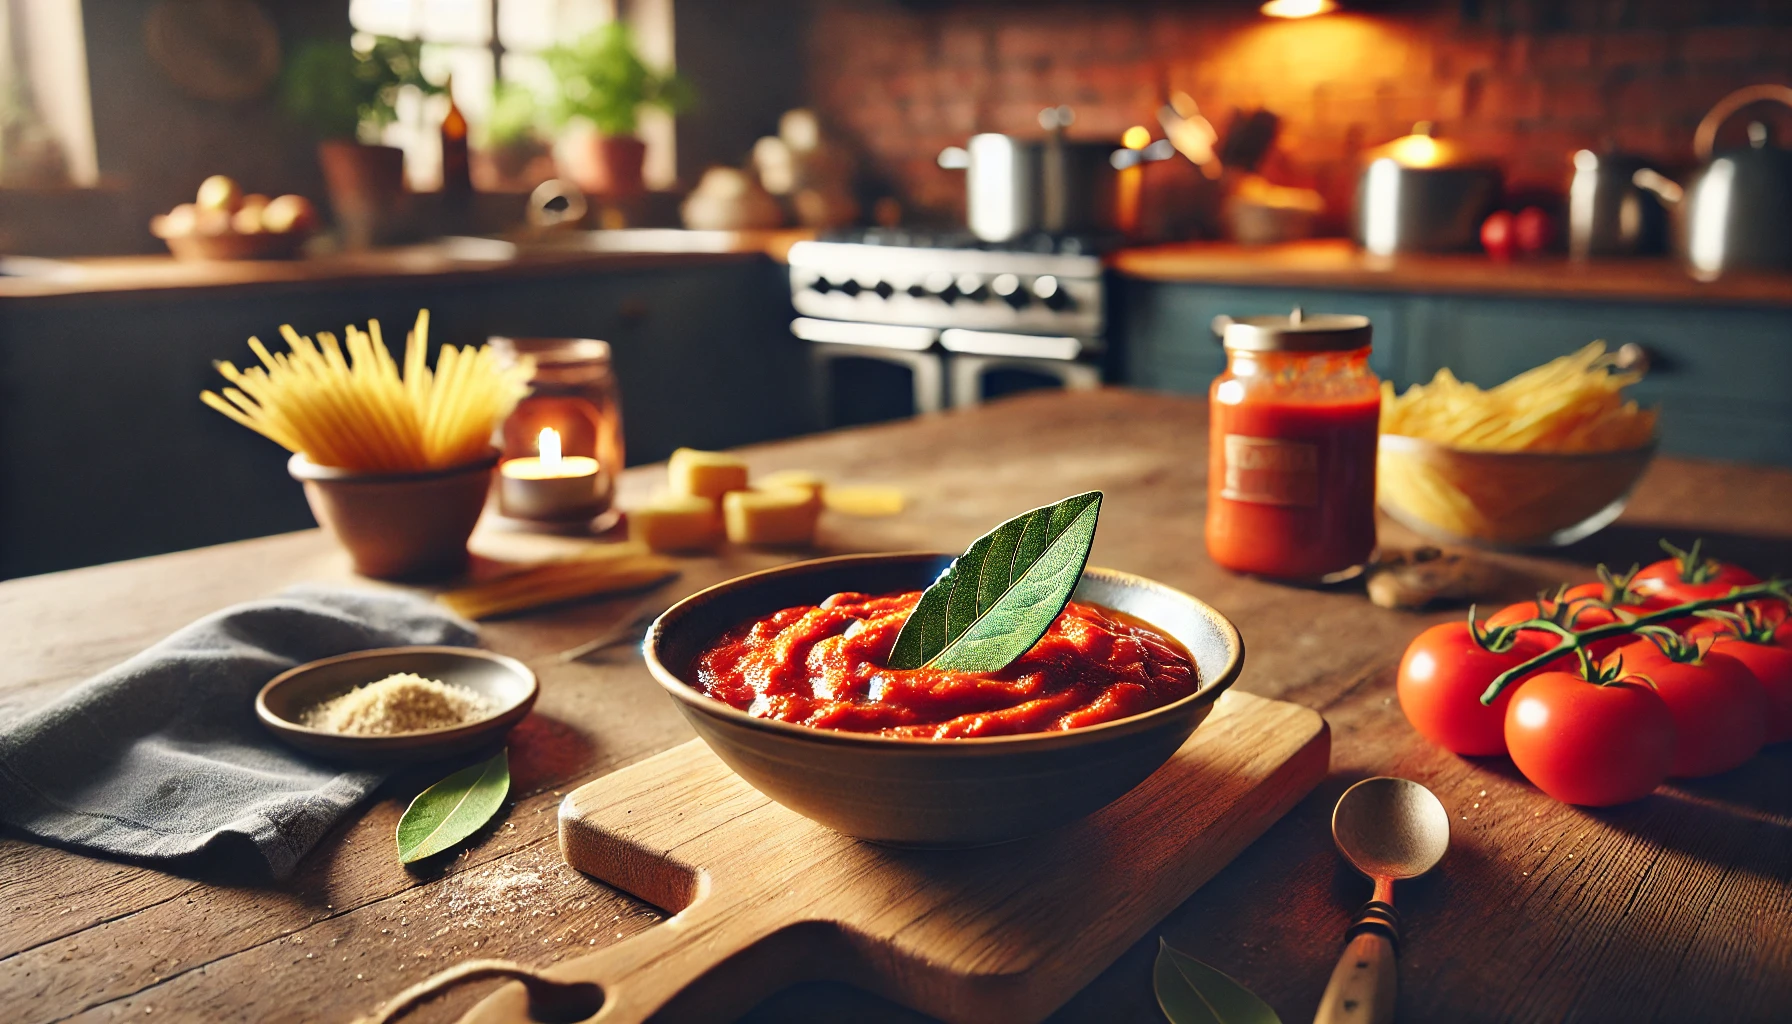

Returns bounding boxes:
[806,0,1792,229]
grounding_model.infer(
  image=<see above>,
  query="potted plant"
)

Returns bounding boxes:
[282,35,441,247]
[473,82,555,192]
[544,23,694,197]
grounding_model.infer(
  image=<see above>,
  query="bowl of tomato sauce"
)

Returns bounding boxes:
[642,552,1244,848]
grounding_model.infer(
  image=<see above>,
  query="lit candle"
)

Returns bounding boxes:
[498,427,604,522]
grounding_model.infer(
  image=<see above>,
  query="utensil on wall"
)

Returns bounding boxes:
[1313,777,1450,1024]
[1354,122,1503,255]
[143,0,281,102]
[1567,149,1668,259]
[1630,84,1792,278]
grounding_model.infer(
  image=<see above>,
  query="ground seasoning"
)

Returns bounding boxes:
[302,673,491,735]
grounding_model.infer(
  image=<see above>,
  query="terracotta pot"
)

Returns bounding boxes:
[289,450,497,580]
[559,132,646,198]
[316,140,405,250]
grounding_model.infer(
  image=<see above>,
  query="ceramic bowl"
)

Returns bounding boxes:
[1378,434,1656,548]
[644,552,1245,848]
[256,645,537,764]
[290,449,498,581]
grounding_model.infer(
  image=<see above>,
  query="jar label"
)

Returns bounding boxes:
[1221,435,1319,507]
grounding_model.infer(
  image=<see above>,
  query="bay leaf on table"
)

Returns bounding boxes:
[887,490,1102,673]
[396,747,510,864]
[1154,938,1283,1024]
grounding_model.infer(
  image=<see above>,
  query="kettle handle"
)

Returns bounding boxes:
[1694,84,1792,159]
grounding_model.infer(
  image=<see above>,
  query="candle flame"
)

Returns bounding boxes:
[538,427,562,468]
[1122,125,1152,150]
[1261,0,1337,17]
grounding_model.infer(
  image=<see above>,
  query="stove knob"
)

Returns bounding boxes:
[1034,275,1073,310]
[838,279,862,297]
[955,273,988,301]
[923,271,957,302]
[991,273,1027,308]
[807,276,832,294]
[873,280,895,299]
[905,282,929,298]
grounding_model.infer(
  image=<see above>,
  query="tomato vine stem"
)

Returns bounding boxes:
[1476,580,1791,705]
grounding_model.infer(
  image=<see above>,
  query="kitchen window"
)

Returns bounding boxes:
[0,0,98,187]
[349,0,676,191]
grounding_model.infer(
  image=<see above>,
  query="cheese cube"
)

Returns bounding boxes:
[756,469,825,510]
[629,494,722,552]
[823,485,905,518]
[668,448,749,501]
[723,488,820,547]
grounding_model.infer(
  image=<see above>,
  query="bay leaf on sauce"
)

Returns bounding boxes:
[887,490,1101,673]
[396,747,510,864]
[1154,938,1283,1024]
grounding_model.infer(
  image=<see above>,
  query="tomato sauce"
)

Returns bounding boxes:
[1206,339,1381,581]
[690,591,1199,739]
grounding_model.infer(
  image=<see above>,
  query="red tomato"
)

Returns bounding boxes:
[1504,670,1676,806]
[1513,206,1555,255]
[1481,210,1515,260]
[1606,638,1767,777]
[1686,611,1792,744]
[1633,540,1760,605]
[1397,621,1552,756]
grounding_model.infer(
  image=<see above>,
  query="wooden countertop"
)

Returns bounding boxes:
[1111,238,1792,307]
[4,390,1792,1023]
[0,229,814,301]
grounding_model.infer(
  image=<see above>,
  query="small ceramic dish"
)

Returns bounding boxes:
[256,646,537,764]
[643,552,1246,848]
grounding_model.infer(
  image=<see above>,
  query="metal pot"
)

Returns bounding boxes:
[1567,149,1668,259]
[1632,84,1792,277]
[938,107,1140,242]
[1352,123,1502,255]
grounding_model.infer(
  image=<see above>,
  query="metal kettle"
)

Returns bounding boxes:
[1632,84,1792,277]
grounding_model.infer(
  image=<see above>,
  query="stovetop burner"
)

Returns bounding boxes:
[818,227,1121,256]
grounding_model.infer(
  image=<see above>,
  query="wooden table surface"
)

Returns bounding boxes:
[4,389,1790,1024]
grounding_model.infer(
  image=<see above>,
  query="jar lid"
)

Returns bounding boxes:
[489,337,612,367]
[1220,308,1372,353]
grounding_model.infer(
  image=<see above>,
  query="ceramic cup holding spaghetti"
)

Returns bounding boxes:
[201,310,534,578]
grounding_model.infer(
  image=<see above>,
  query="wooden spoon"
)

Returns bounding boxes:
[1313,777,1450,1024]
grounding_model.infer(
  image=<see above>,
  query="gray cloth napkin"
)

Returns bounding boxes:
[0,585,476,879]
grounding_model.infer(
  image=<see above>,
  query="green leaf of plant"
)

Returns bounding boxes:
[887,491,1102,673]
[396,748,510,864]
[1154,939,1283,1024]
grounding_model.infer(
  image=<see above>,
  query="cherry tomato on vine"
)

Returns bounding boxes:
[1397,618,1553,756]
[1606,632,1768,777]
[1633,539,1760,604]
[1487,593,1627,657]
[1687,608,1792,744]
[1504,668,1676,806]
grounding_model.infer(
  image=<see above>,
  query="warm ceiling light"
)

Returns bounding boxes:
[1121,125,1152,150]
[1262,0,1338,17]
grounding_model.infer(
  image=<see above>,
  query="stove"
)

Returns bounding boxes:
[786,230,1107,354]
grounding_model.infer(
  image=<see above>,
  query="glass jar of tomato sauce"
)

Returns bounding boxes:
[1206,310,1379,582]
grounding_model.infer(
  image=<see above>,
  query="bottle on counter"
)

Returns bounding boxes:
[440,75,472,231]
[1206,309,1380,582]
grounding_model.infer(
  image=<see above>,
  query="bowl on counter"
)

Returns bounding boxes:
[160,231,308,261]
[642,552,1245,848]
[1377,434,1657,548]
[289,449,499,581]
[256,645,537,764]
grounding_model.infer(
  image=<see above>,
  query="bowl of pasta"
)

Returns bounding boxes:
[1377,343,1658,548]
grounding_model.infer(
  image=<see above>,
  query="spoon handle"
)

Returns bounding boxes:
[1313,902,1399,1024]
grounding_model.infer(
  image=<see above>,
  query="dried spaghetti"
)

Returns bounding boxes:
[1380,342,1656,452]
[200,310,533,472]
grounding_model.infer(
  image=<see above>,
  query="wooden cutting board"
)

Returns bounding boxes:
[461,691,1328,1024]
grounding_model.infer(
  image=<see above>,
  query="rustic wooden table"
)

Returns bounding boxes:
[4,390,1790,1024]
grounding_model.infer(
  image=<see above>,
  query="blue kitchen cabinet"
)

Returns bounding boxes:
[1113,277,1792,466]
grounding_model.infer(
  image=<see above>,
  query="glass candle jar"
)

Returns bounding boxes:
[490,337,626,531]
[1206,311,1380,582]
